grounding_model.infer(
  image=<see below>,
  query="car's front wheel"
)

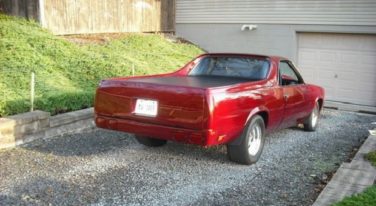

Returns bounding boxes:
[135,135,167,147]
[304,102,321,131]
[227,115,266,165]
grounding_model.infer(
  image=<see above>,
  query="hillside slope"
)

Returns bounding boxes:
[0,14,203,116]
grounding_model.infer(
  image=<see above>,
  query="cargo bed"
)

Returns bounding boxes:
[126,76,254,88]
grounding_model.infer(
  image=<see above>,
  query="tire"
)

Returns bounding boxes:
[227,115,266,165]
[304,102,320,131]
[135,135,167,147]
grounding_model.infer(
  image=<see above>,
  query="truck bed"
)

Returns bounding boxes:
[126,76,253,88]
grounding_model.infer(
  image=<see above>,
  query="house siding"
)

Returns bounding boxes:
[177,0,376,109]
[176,0,376,26]
[176,23,376,61]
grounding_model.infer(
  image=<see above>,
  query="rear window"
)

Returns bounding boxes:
[189,56,270,80]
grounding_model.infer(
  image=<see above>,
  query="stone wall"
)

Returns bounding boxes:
[0,108,94,149]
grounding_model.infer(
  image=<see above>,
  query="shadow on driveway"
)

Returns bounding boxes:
[21,129,132,156]
[21,128,232,164]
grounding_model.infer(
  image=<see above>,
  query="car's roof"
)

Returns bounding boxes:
[200,53,288,61]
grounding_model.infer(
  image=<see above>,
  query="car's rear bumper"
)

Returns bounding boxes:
[95,115,218,146]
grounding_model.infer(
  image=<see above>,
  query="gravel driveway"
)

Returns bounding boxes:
[0,110,375,206]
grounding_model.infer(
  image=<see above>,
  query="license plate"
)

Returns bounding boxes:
[135,99,158,117]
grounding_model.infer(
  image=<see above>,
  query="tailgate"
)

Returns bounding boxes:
[94,79,207,130]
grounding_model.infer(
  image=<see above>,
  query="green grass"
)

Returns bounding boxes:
[365,150,376,166]
[0,14,203,116]
[332,185,376,206]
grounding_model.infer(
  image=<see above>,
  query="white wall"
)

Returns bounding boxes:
[177,0,376,26]
[176,23,376,61]
[176,0,376,61]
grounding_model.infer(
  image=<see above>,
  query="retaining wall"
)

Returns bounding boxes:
[0,108,95,149]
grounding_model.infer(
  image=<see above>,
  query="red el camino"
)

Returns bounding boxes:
[95,53,325,165]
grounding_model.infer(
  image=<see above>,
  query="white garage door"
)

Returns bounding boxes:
[297,33,376,107]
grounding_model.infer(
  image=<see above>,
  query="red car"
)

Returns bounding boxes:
[95,53,324,165]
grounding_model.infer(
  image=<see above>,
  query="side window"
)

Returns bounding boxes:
[279,61,303,86]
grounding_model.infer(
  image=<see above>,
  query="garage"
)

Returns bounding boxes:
[297,33,376,107]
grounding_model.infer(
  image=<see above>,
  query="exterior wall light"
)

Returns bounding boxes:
[241,25,258,31]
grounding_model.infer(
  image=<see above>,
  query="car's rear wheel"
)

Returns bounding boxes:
[304,102,321,131]
[227,115,265,165]
[135,135,167,147]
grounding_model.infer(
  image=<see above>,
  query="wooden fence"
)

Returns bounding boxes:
[0,0,175,35]
[0,0,40,21]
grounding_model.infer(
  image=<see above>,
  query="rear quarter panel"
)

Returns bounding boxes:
[206,81,285,145]
[305,84,325,109]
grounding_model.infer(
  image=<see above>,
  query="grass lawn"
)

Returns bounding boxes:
[332,185,376,206]
[0,14,203,117]
[365,150,376,166]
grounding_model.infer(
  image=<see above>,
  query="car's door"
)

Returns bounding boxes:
[278,60,308,128]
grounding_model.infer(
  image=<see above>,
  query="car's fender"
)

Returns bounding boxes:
[228,106,269,146]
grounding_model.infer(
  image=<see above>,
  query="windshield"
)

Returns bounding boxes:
[189,56,270,80]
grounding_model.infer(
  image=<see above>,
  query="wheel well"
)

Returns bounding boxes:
[317,99,323,110]
[256,111,268,129]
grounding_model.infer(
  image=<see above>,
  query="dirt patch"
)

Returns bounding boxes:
[62,33,138,45]
[61,32,190,46]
